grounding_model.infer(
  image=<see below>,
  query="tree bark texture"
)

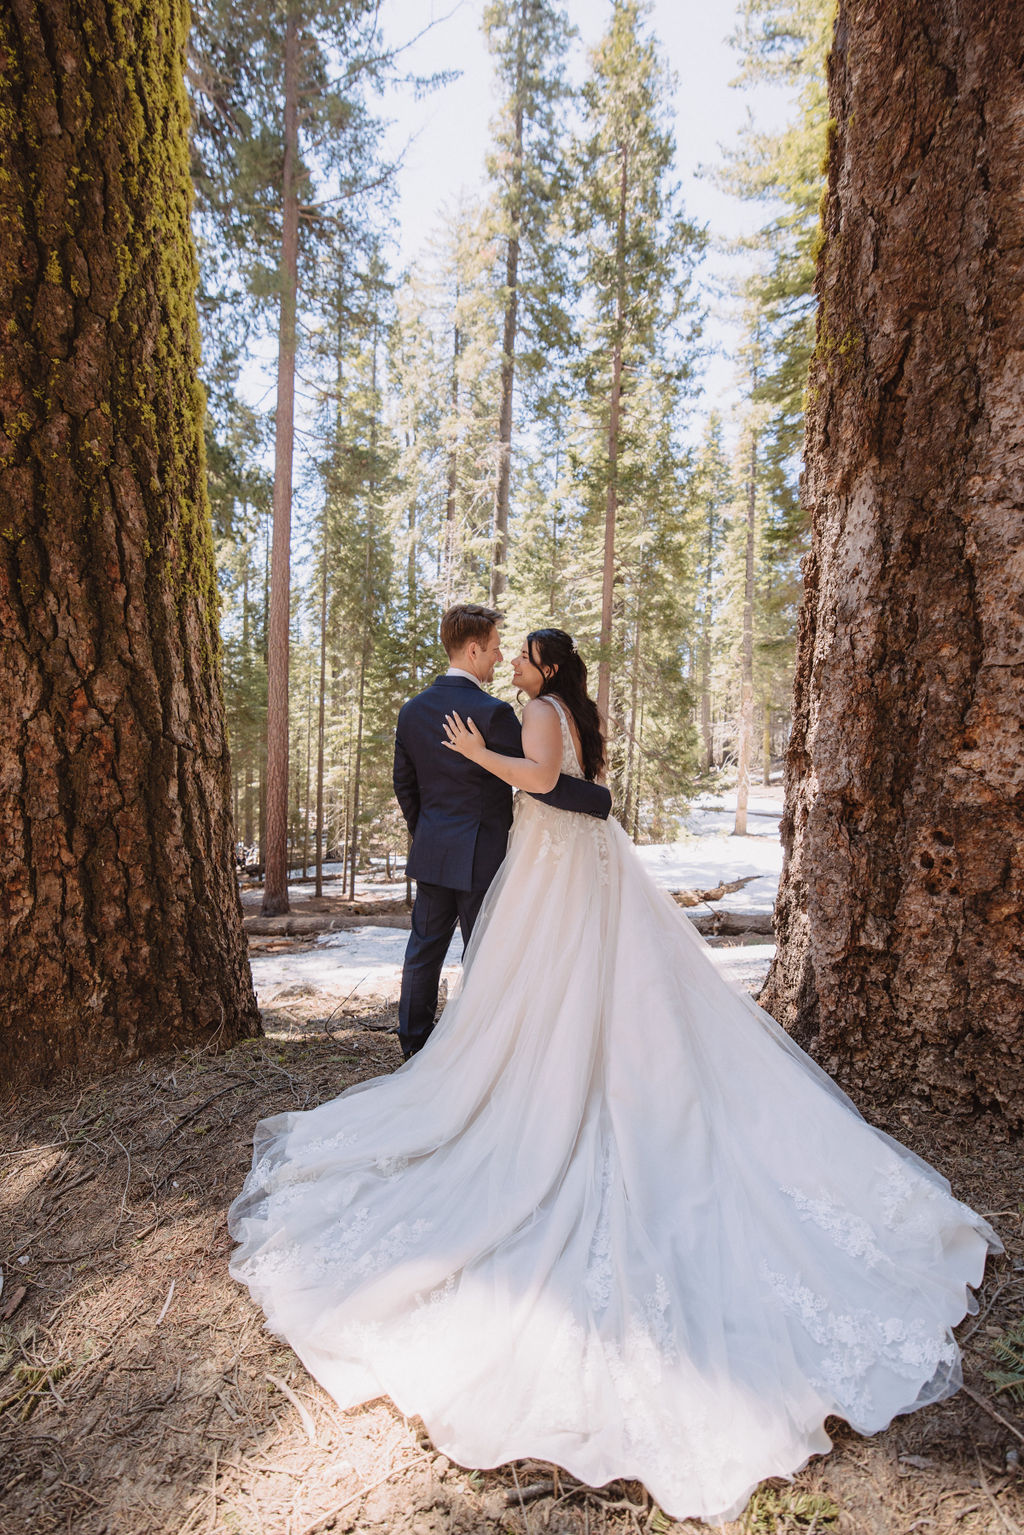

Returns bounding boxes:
[0,0,260,1085]
[761,0,1024,1121]
[261,0,300,916]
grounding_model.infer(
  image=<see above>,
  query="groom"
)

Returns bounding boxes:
[393,603,611,1059]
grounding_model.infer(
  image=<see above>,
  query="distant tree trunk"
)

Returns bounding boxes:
[348,323,379,902]
[733,434,757,835]
[261,0,300,917]
[241,548,255,845]
[260,511,270,861]
[597,147,628,727]
[405,441,417,910]
[315,518,328,900]
[258,755,266,864]
[549,445,562,616]
[348,648,368,901]
[631,697,644,843]
[0,0,260,1085]
[301,666,312,878]
[622,605,642,835]
[443,315,460,603]
[700,607,713,772]
[762,0,1024,1122]
[490,0,527,606]
[761,694,772,786]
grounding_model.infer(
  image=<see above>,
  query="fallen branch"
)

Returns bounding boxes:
[505,1479,555,1505]
[152,1082,248,1149]
[975,1446,1024,1535]
[962,1384,1024,1447]
[265,1372,317,1444]
[156,1280,176,1326]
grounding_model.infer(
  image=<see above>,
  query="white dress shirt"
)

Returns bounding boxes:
[445,667,482,687]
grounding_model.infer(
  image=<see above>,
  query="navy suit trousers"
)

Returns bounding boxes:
[398,882,487,1058]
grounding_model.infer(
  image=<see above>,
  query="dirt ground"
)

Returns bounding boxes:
[2,984,1022,1535]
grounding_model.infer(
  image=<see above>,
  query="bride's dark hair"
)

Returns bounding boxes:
[526,628,605,782]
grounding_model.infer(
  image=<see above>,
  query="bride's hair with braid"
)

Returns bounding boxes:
[526,628,605,782]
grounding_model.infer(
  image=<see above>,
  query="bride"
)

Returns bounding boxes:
[229,627,999,1523]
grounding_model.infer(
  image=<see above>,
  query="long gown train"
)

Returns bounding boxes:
[229,699,999,1523]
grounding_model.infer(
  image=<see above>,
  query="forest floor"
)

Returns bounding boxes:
[2,985,1023,1535]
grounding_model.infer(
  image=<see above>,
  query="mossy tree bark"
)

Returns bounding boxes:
[0,0,261,1084]
[761,0,1024,1121]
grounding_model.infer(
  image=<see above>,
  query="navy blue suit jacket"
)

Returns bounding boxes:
[393,676,610,892]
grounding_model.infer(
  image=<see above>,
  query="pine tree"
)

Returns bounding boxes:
[483,0,575,602]
[570,0,704,729]
[718,0,834,546]
[189,0,397,914]
[689,415,732,773]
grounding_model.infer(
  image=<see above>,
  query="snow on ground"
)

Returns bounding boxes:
[240,862,406,910]
[251,926,775,1009]
[248,787,785,1008]
[635,788,783,894]
[251,926,463,1010]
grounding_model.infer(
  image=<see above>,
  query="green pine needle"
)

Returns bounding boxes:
[985,1320,1024,1402]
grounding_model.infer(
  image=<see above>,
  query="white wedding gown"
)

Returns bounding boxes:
[229,698,999,1523]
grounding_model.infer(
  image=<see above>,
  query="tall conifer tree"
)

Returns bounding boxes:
[483,0,575,602]
[570,0,704,730]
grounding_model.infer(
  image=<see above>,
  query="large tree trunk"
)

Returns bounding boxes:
[761,0,1024,1122]
[0,0,260,1085]
[261,0,300,917]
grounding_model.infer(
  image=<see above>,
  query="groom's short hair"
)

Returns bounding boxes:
[440,604,504,657]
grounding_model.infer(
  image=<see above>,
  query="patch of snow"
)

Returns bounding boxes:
[250,926,774,1005]
[709,943,776,993]
[636,838,782,892]
[251,926,461,1007]
[635,786,783,920]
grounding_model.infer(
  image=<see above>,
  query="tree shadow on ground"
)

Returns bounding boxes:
[1,997,1022,1535]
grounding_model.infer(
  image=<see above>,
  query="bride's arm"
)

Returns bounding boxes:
[443,699,562,793]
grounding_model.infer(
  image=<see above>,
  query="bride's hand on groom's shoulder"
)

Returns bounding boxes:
[443,711,486,762]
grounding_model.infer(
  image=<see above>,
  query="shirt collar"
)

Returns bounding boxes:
[445,667,482,688]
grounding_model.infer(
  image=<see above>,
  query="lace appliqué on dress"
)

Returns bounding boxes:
[878,1161,969,1241]
[519,697,612,882]
[759,1260,958,1421]
[584,1144,615,1313]
[781,1187,888,1268]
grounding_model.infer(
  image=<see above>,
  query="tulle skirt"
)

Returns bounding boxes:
[229,795,999,1522]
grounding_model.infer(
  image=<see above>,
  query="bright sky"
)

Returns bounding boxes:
[379,0,793,421]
